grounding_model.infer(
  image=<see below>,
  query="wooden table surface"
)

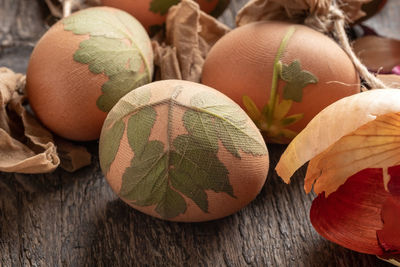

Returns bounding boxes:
[0,0,397,266]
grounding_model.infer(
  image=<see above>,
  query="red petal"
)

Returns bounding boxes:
[377,196,400,258]
[310,168,389,255]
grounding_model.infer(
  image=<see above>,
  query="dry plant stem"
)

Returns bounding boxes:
[333,19,387,89]
[63,0,73,18]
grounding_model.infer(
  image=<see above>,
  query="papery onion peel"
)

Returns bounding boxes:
[275,89,400,262]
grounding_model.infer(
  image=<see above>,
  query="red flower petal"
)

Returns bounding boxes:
[310,168,389,255]
[377,196,400,258]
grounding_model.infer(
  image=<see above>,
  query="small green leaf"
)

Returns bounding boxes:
[99,119,125,173]
[97,71,149,112]
[127,106,158,157]
[104,88,152,126]
[120,140,167,204]
[150,0,180,15]
[155,186,186,219]
[273,99,293,121]
[173,135,234,197]
[242,95,262,122]
[280,60,318,102]
[281,113,304,126]
[182,110,219,153]
[191,91,268,158]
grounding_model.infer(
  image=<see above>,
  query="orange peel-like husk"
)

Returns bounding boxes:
[276,89,400,258]
[276,89,400,194]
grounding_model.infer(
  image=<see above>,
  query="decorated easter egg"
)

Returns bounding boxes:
[26,7,154,141]
[99,80,269,222]
[202,21,360,144]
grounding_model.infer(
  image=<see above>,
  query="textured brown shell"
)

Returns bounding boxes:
[100,80,270,222]
[202,21,360,137]
[26,8,153,141]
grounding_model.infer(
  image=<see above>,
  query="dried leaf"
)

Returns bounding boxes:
[55,137,92,172]
[0,68,91,174]
[152,0,230,82]
[236,0,373,30]
[276,89,400,184]
[353,36,400,73]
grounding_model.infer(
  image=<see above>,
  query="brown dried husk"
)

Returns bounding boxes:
[152,0,230,82]
[236,0,372,32]
[236,0,387,90]
[0,68,91,174]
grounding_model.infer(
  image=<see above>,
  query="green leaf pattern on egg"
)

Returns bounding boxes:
[242,26,319,143]
[281,60,318,102]
[106,87,267,219]
[101,89,152,175]
[63,8,153,112]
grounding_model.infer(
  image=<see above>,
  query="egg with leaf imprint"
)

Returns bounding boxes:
[202,21,360,144]
[26,7,154,141]
[100,0,230,34]
[99,80,269,222]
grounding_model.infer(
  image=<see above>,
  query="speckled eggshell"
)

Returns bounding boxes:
[202,21,360,142]
[99,80,269,222]
[26,7,153,141]
[101,0,227,32]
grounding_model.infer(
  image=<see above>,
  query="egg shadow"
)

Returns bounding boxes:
[77,197,246,266]
[74,144,310,266]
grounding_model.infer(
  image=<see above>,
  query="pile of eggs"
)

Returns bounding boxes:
[26,2,360,221]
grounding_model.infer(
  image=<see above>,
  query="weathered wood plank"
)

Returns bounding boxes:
[0,0,48,46]
[0,0,395,266]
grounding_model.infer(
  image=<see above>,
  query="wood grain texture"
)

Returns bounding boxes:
[0,0,395,266]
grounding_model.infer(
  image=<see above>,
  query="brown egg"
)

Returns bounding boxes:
[99,80,269,222]
[101,0,229,32]
[202,21,360,144]
[26,7,153,141]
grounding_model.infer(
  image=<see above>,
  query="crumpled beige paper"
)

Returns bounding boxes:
[152,0,230,82]
[0,68,91,174]
[236,0,372,32]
